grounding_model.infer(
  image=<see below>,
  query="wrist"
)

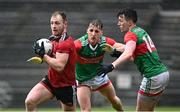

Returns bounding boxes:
[112,63,116,68]
[112,48,116,53]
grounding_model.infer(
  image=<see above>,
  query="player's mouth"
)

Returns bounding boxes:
[53,29,57,32]
[52,30,58,35]
[52,30,57,33]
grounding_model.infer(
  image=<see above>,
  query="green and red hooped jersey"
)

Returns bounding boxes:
[74,34,116,82]
[124,26,167,78]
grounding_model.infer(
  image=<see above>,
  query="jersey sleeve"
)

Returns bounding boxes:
[105,37,116,46]
[74,39,82,53]
[124,31,137,43]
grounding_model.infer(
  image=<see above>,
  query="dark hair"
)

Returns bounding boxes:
[89,19,103,30]
[51,11,67,21]
[117,8,137,23]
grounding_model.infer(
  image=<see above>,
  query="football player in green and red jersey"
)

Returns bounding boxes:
[97,8,169,111]
[74,19,124,111]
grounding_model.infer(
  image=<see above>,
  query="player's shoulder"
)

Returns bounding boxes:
[66,35,74,41]
[62,36,74,45]
[130,26,146,35]
[103,36,116,43]
[104,36,114,40]
[79,34,88,40]
[125,31,137,37]
[74,39,81,44]
[75,34,88,45]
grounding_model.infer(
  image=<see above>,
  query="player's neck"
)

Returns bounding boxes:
[129,24,136,31]
[88,39,100,46]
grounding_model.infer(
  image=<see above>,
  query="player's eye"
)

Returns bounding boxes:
[89,29,99,33]
[95,30,99,33]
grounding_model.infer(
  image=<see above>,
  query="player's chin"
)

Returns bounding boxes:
[52,31,58,36]
[120,27,127,32]
[120,29,125,32]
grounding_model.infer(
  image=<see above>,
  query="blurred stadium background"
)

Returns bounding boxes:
[0,0,180,111]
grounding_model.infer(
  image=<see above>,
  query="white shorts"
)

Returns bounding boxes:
[77,74,110,91]
[139,71,169,96]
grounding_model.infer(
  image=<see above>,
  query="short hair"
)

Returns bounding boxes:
[51,11,67,21]
[88,19,103,30]
[117,8,137,23]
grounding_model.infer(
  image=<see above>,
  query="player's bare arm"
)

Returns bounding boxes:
[113,43,125,52]
[44,52,69,72]
[112,40,136,68]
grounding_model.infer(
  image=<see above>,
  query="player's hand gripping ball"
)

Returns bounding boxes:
[33,38,53,57]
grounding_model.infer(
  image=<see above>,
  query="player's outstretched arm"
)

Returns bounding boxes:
[101,43,124,58]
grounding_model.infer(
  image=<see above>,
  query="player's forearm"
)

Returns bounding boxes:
[112,40,136,67]
[113,43,125,52]
[44,55,65,72]
[112,52,132,68]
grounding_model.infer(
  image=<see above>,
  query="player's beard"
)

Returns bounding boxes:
[52,29,64,36]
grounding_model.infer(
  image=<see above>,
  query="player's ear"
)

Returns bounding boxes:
[64,21,68,28]
[128,20,133,27]
[63,21,68,33]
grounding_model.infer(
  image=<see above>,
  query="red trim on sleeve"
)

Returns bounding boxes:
[124,31,137,43]
[105,37,116,46]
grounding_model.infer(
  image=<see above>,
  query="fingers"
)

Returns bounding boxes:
[33,38,41,50]
[101,43,114,52]
[97,71,104,76]
[110,49,122,58]
[41,41,44,49]
[96,67,104,76]
[27,56,43,64]
[101,73,106,77]
[34,42,41,54]
[33,42,45,57]
[97,70,106,77]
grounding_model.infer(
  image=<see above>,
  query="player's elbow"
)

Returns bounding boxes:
[55,64,65,72]
[55,67,63,72]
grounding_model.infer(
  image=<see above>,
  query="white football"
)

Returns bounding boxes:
[36,38,52,55]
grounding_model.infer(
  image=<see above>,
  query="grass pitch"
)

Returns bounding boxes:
[1,106,180,112]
